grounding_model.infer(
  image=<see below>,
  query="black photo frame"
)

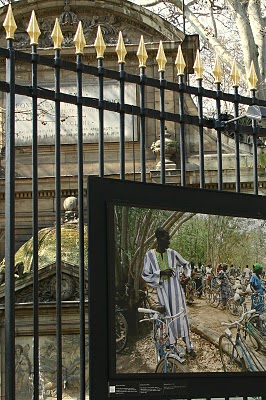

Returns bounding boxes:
[88,176,266,400]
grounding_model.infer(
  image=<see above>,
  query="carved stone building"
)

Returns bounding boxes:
[0,2,198,397]
[0,1,265,398]
[0,0,265,261]
[0,196,89,399]
[0,0,199,260]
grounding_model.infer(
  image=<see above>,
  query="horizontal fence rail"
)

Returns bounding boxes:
[1,5,266,400]
[1,47,266,187]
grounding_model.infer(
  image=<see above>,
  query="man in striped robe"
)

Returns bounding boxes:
[142,227,196,358]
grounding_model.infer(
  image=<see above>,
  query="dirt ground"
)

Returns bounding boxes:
[116,295,255,374]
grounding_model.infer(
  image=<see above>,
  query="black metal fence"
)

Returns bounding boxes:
[1,5,266,400]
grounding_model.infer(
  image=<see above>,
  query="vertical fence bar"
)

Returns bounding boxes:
[98,58,104,177]
[251,89,258,195]
[132,112,136,180]
[137,36,148,182]
[178,74,186,187]
[140,67,146,182]
[54,47,63,399]
[215,82,223,190]
[94,27,106,177]
[76,53,86,400]
[5,35,16,400]
[159,71,166,184]
[31,43,40,400]
[193,51,205,188]
[116,33,127,179]
[197,79,205,188]
[252,121,258,195]
[233,87,240,193]
[119,62,125,179]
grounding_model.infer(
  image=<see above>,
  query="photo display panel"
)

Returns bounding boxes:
[88,177,266,400]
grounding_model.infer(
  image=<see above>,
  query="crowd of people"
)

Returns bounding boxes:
[183,261,265,312]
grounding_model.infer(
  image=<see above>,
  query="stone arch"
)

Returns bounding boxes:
[0,0,184,49]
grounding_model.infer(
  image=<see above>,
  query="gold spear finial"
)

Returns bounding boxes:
[248,60,258,90]
[175,45,186,75]
[116,31,127,64]
[137,35,148,68]
[3,4,17,40]
[213,55,223,83]
[26,10,41,46]
[230,59,240,87]
[94,26,106,59]
[51,18,64,50]
[73,21,86,55]
[193,49,204,80]
[156,41,167,72]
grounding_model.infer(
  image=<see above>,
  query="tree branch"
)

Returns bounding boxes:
[136,0,265,93]
[247,0,266,98]
[134,0,163,5]
[209,0,218,38]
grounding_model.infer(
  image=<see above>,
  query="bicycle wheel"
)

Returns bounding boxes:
[155,356,188,373]
[204,286,212,303]
[153,327,162,364]
[219,334,246,372]
[210,288,220,308]
[116,311,128,353]
[244,327,260,352]
[226,297,242,318]
[245,314,265,351]
[249,313,266,335]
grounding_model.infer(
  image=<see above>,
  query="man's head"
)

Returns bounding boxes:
[155,227,170,249]
[222,264,228,272]
[253,263,263,275]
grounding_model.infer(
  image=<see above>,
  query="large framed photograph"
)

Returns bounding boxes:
[88,177,266,400]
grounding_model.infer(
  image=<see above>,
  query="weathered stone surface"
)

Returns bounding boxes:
[0,223,88,274]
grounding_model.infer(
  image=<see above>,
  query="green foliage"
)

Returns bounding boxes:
[115,206,170,261]
[170,214,208,263]
[170,214,266,268]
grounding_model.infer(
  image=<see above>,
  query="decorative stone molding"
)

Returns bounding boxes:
[13,334,89,399]
[0,267,88,303]
[4,0,184,50]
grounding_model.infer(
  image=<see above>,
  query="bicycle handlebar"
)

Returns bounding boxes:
[221,309,256,327]
[138,307,156,314]
[138,307,186,320]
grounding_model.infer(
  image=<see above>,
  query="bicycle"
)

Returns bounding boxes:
[185,278,196,305]
[226,290,266,351]
[226,283,251,318]
[245,294,266,351]
[115,305,128,353]
[138,305,188,373]
[219,309,265,372]
[245,313,266,351]
[203,273,218,304]
[193,272,207,298]
[207,275,222,308]
[210,274,234,309]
